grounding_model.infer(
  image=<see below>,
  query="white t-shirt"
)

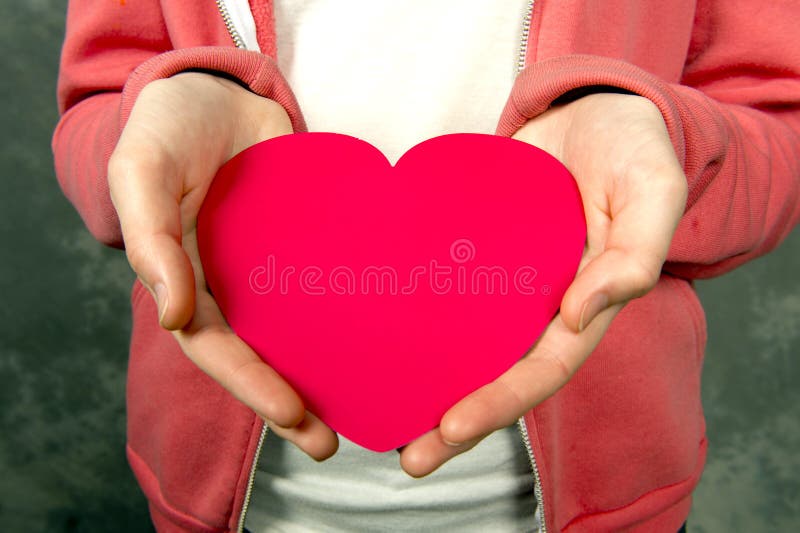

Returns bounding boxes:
[245,2,537,531]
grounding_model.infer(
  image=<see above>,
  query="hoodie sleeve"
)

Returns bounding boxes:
[52,1,305,248]
[496,3,800,280]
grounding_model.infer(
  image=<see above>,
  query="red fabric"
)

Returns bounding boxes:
[248,0,277,59]
[52,1,800,531]
[523,278,708,532]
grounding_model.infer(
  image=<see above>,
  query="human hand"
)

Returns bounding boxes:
[109,72,338,460]
[398,93,688,476]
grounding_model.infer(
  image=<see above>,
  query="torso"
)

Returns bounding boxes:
[245,1,537,530]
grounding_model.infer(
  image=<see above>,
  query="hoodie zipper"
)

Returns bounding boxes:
[517,0,534,74]
[216,0,246,49]
[237,422,268,533]
[516,2,546,529]
[518,417,546,533]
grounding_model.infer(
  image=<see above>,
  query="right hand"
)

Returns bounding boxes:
[109,72,338,461]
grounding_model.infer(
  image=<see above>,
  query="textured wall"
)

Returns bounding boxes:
[0,3,797,532]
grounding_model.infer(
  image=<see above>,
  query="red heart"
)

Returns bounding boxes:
[197,133,585,452]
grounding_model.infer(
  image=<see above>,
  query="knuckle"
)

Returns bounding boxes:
[665,173,689,206]
[122,233,175,279]
[222,356,262,392]
[107,151,133,186]
[123,239,153,275]
[538,348,572,385]
[490,380,529,424]
[627,256,660,297]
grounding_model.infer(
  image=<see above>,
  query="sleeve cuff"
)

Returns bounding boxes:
[495,54,687,169]
[119,47,306,132]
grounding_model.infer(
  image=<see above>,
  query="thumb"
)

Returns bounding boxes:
[559,171,686,332]
[561,247,663,333]
[109,150,196,330]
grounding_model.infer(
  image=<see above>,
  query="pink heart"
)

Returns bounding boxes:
[197,133,585,452]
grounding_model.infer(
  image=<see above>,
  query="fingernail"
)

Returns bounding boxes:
[154,282,168,324]
[579,292,608,332]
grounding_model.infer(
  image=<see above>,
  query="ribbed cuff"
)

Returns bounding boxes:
[119,47,306,132]
[495,54,687,169]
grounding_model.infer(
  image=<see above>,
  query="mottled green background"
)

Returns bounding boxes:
[1,3,797,532]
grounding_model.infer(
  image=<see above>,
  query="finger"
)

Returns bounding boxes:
[561,161,687,332]
[267,411,339,461]
[109,147,195,330]
[439,305,620,446]
[173,288,306,428]
[399,427,482,478]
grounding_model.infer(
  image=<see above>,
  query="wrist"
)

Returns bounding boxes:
[166,71,291,152]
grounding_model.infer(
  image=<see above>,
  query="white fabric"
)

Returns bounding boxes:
[245,1,538,531]
[220,0,261,51]
[247,428,537,532]
[273,0,529,163]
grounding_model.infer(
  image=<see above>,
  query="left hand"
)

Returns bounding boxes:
[398,93,688,476]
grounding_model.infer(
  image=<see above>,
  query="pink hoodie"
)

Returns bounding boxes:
[53,1,800,531]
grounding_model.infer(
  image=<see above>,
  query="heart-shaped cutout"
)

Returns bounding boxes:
[197,133,585,452]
